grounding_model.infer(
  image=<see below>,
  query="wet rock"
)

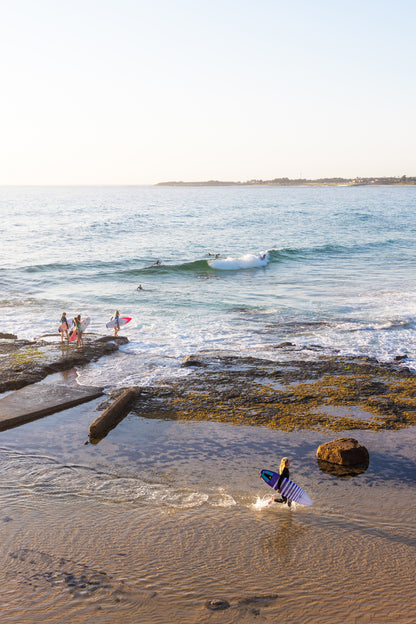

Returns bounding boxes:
[317,437,369,466]
[205,599,230,611]
[0,332,18,339]
[95,335,129,346]
[181,355,205,367]
[0,335,129,393]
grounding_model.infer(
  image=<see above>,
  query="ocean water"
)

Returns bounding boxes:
[1,185,416,389]
[1,185,416,623]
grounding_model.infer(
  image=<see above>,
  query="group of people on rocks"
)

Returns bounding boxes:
[59,309,122,348]
[59,312,84,348]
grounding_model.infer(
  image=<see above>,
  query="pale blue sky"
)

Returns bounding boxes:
[1,0,415,184]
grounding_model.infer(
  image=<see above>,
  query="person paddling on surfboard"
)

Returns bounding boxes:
[272,457,292,508]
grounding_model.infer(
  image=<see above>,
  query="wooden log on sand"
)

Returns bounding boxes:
[89,387,139,440]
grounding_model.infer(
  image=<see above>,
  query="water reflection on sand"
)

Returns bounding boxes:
[1,401,415,623]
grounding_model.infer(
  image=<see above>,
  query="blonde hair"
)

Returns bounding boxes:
[279,457,289,474]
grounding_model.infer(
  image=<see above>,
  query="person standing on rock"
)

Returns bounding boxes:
[60,312,70,343]
[73,314,84,348]
[113,310,120,337]
[272,457,292,507]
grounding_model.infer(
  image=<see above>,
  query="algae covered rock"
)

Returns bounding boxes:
[317,437,369,466]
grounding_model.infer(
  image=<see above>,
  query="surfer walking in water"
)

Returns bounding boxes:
[272,457,292,507]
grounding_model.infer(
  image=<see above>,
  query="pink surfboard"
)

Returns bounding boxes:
[70,317,91,341]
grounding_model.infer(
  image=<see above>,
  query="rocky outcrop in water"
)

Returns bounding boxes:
[0,335,128,393]
[316,437,369,466]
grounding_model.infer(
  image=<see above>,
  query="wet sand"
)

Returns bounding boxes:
[1,397,415,623]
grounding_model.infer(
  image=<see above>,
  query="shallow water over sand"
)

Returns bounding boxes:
[1,401,415,623]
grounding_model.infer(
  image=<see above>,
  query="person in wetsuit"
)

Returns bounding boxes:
[273,457,292,507]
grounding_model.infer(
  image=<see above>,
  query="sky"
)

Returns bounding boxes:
[0,0,415,185]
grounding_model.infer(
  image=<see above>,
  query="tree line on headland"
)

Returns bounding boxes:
[156,175,415,187]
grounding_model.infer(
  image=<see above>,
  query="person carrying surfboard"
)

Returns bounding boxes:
[60,312,70,343]
[113,310,120,337]
[73,314,84,348]
[273,457,292,507]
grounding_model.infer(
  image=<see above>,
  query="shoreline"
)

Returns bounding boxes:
[1,336,415,624]
[2,335,415,434]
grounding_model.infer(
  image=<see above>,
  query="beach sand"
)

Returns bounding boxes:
[1,391,415,623]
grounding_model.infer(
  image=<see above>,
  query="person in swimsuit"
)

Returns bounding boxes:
[73,314,84,348]
[60,312,70,343]
[113,310,120,336]
[137,284,144,291]
[272,457,292,507]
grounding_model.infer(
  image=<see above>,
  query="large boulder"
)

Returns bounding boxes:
[317,437,369,466]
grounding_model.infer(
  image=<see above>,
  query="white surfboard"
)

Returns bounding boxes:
[106,316,132,329]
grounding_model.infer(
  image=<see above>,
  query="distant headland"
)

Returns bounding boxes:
[156,176,415,187]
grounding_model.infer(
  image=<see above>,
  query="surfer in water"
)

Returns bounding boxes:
[60,312,70,343]
[137,284,144,291]
[272,457,292,507]
[151,259,161,266]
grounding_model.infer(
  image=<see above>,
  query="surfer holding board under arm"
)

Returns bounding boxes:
[260,458,312,507]
[272,457,291,506]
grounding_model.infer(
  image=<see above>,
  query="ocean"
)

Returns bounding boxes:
[1,185,416,623]
[1,185,416,385]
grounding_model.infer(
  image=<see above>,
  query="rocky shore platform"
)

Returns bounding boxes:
[1,335,415,433]
[0,334,128,431]
[128,347,416,432]
[0,333,128,394]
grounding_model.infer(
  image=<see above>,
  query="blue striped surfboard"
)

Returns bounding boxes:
[260,469,312,505]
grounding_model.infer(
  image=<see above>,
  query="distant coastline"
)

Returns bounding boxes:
[156,176,416,187]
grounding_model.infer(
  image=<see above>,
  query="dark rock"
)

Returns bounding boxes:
[205,599,230,611]
[317,438,369,466]
[95,335,129,345]
[0,332,18,339]
[182,355,205,367]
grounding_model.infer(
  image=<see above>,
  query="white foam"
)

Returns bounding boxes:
[209,251,269,271]
[253,495,274,510]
